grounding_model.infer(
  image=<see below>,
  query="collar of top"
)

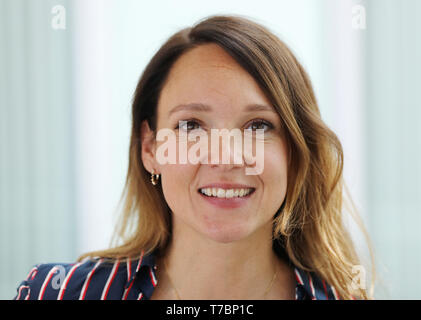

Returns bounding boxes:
[125,249,339,300]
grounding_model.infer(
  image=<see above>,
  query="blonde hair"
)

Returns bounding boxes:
[79,14,375,300]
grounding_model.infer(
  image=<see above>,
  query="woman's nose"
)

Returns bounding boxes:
[207,128,245,171]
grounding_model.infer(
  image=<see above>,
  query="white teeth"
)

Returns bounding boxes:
[226,189,234,198]
[200,187,253,198]
[202,188,212,196]
[212,188,217,197]
[217,189,225,198]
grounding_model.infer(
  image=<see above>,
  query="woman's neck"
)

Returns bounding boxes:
[152,221,296,300]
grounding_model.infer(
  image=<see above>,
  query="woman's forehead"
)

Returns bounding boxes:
[158,45,272,116]
[164,45,249,90]
[173,43,241,71]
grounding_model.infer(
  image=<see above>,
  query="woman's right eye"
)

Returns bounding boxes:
[175,120,202,132]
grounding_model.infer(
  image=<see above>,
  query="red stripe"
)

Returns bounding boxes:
[122,280,134,300]
[30,270,38,280]
[307,272,316,300]
[127,258,132,282]
[26,267,38,281]
[80,260,102,300]
[122,255,143,300]
[294,269,304,285]
[39,268,58,300]
[16,285,29,300]
[135,251,144,273]
[58,263,81,300]
[102,261,120,300]
[149,268,157,287]
[322,279,328,299]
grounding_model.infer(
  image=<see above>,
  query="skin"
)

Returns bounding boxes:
[141,43,296,299]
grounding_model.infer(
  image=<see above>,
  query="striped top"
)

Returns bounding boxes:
[13,249,340,300]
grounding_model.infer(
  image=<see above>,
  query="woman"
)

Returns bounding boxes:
[14,14,374,300]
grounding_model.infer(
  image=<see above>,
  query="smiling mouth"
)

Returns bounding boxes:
[198,187,256,199]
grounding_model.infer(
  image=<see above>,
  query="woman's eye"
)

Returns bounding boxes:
[175,120,202,132]
[244,120,273,132]
[175,119,273,133]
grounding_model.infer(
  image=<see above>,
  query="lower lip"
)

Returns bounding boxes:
[197,190,255,209]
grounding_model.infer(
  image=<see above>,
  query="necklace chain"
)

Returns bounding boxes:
[163,259,278,300]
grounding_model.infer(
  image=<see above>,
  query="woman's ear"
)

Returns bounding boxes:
[140,119,158,174]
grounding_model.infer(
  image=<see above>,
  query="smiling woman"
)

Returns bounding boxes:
[14,14,374,300]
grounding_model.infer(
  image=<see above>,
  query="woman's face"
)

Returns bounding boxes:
[142,43,289,244]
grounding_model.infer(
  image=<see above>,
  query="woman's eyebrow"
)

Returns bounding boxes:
[169,103,212,115]
[168,103,276,116]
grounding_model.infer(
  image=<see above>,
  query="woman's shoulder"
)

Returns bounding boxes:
[293,266,341,300]
[13,253,155,300]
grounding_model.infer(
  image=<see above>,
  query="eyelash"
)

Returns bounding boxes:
[174,118,274,132]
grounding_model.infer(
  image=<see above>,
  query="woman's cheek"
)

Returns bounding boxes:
[160,163,196,209]
[262,142,288,190]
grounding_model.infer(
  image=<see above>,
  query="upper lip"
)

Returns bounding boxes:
[198,183,255,190]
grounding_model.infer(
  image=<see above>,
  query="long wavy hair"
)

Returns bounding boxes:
[79,14,375,300]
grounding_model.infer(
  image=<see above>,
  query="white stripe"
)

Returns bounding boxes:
[331,286,340,300]
[26,267,38,281]
[24,288,31,300]
[150,267,157,286]
[57,263,82,300]
[121,285,131,300]
[137,292,143,300]
[78,259,103,300]
[126,258,132,282]
[30,270,38,281]
[294,268,304,285]
[122,253,144,300]
[308,272,316,299]
[135,251,144,273]
[38,266,59,300]
[100,259,120,300]
[121,258,133,300]
[16,285,29,300]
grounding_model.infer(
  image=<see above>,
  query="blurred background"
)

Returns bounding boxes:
[1,0,420,299]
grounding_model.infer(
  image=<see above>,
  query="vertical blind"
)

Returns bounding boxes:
[0,0,75,299]
[365,0,421,299]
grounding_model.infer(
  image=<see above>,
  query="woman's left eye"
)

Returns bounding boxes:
[175,119,202,132]
[244,120,273,132]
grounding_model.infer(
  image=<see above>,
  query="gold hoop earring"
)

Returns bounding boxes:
[150,170,160,186]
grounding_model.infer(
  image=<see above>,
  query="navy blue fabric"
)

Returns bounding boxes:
[13,249,339,300]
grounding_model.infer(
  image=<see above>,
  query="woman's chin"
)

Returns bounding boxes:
[200,224,253,244]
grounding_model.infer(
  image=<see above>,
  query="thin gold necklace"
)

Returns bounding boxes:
[163,259,279,300]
